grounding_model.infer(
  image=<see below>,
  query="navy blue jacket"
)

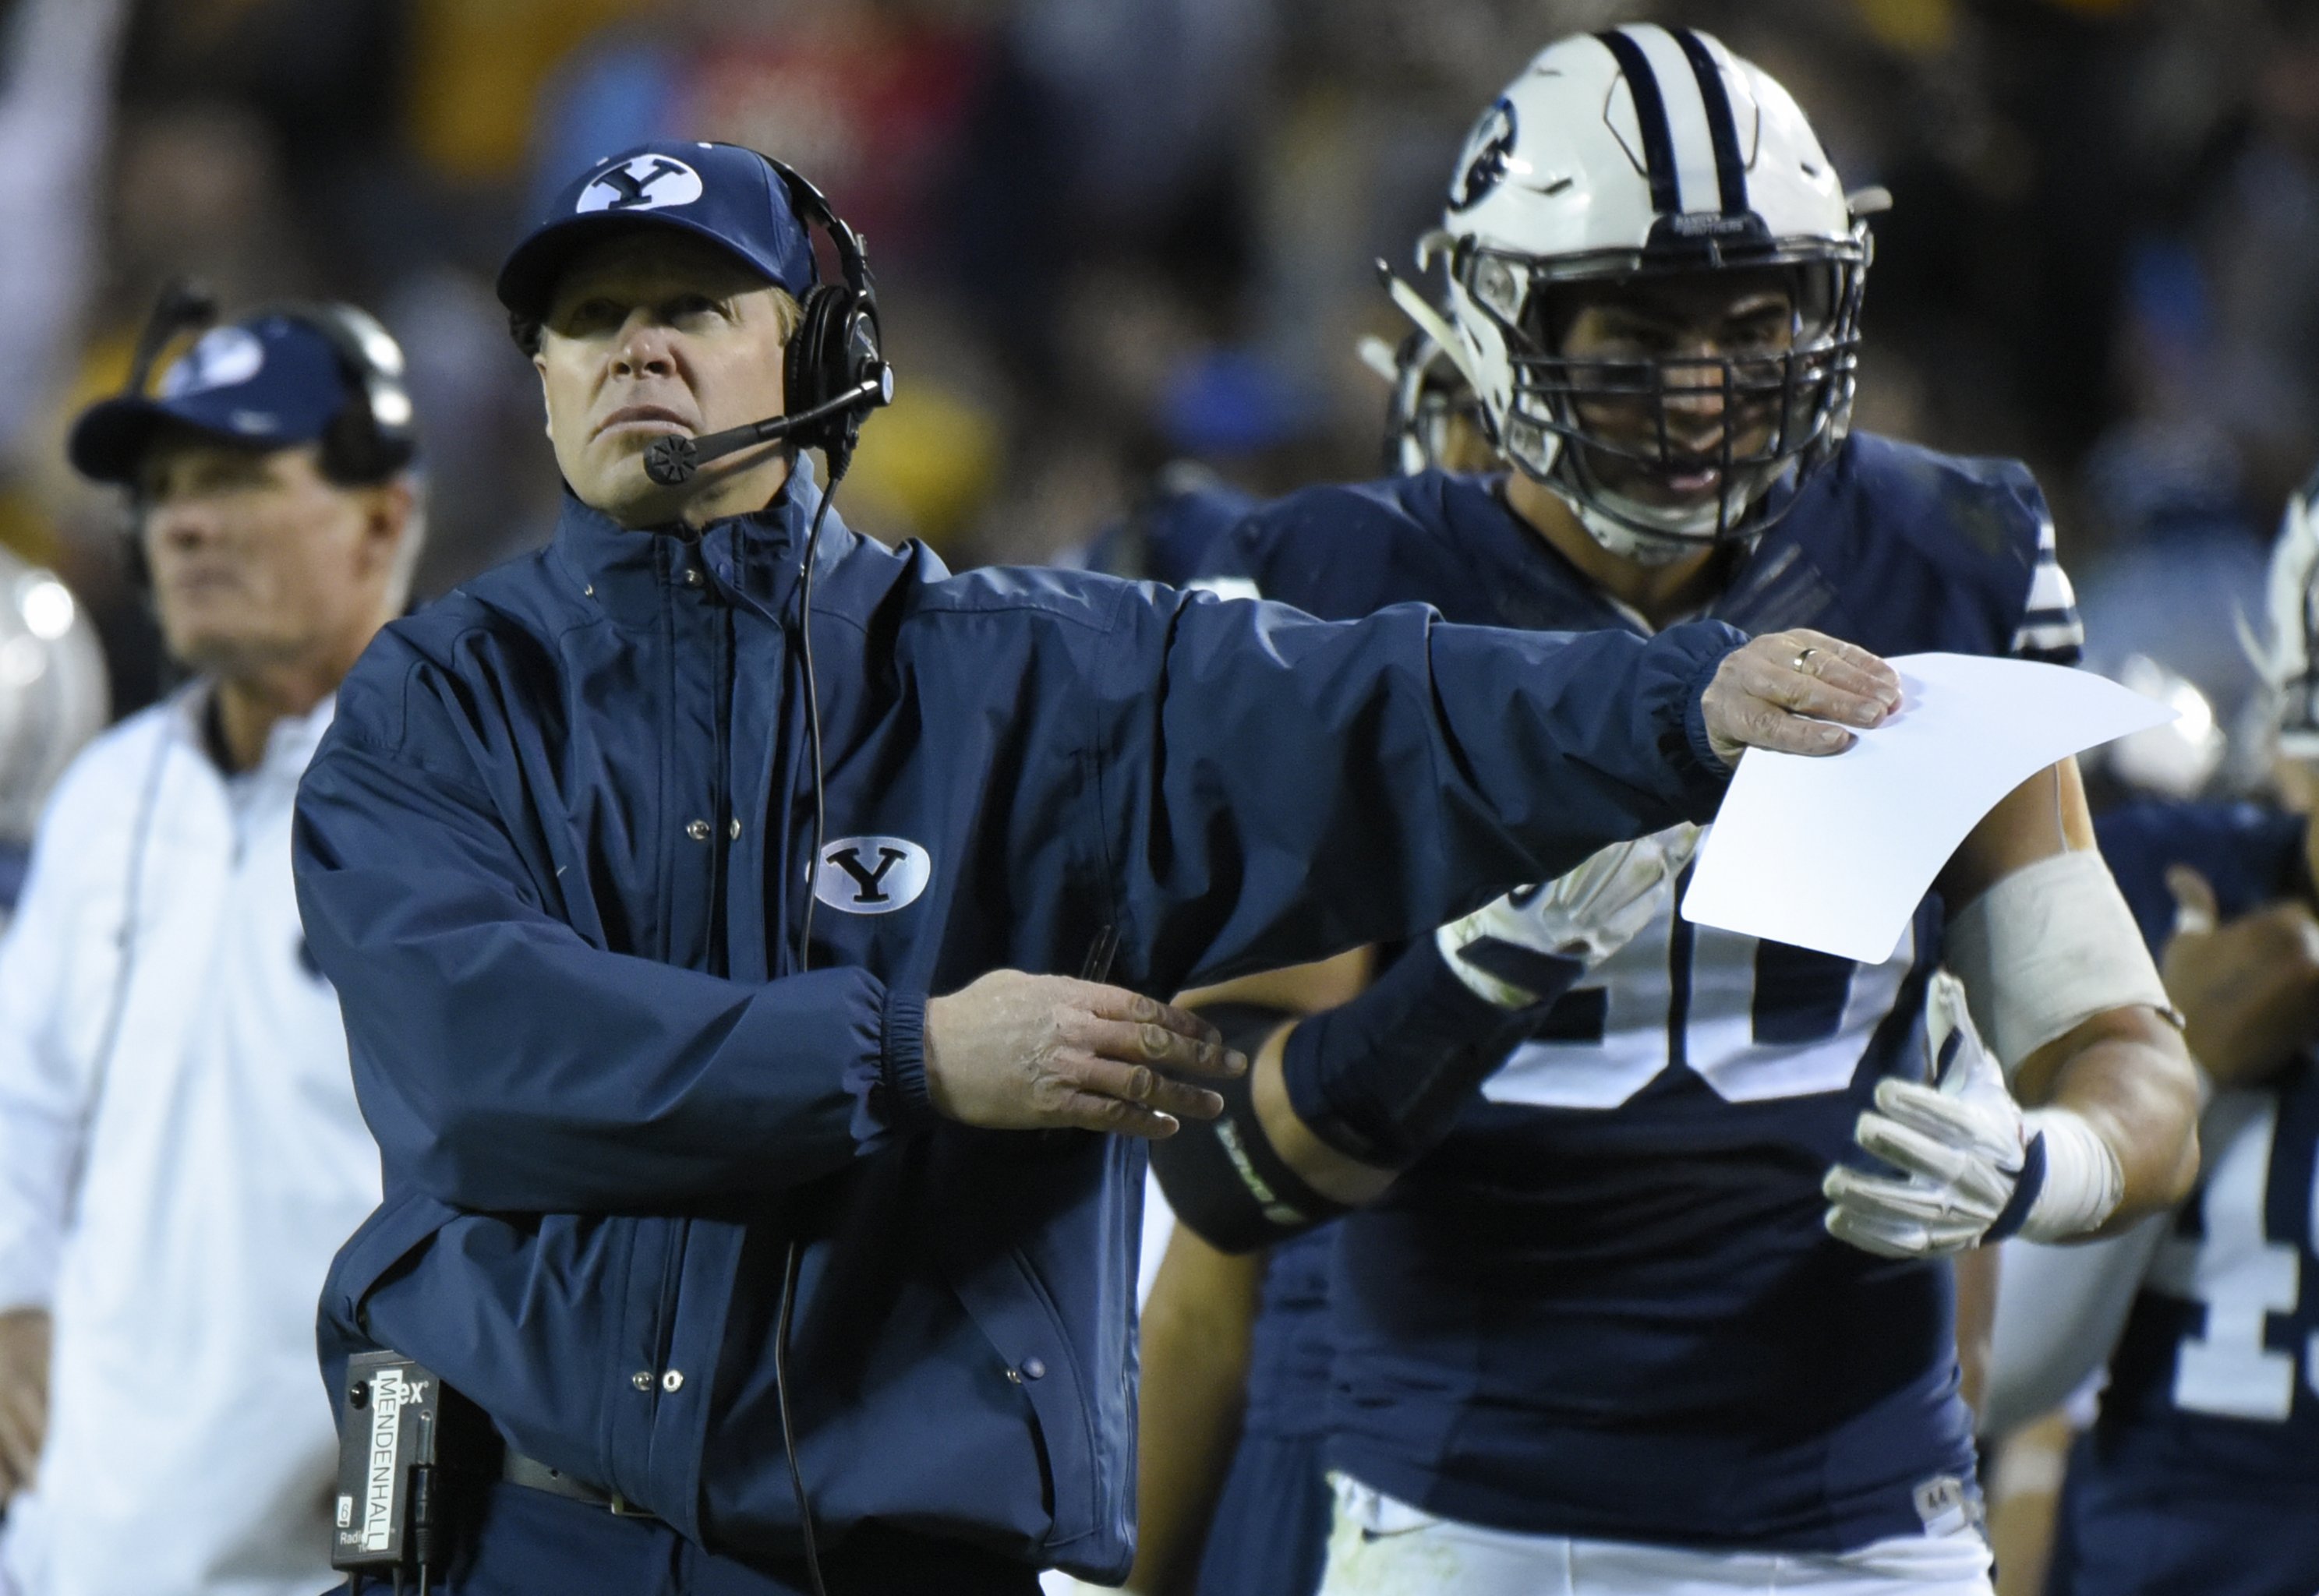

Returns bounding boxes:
[292,472,1739,1580]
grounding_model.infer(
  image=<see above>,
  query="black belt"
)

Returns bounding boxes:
[500,1450,663,1520]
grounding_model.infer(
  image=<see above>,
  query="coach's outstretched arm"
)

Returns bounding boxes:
[1105,602,1896,1245]
[1104,595,1897,990]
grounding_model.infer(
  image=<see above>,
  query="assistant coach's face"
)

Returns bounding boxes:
[534,231,797,528]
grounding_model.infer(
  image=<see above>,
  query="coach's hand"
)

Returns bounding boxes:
[926,973,1247,1138]
[1701,629,1900,767]
[0,1305,48,1500]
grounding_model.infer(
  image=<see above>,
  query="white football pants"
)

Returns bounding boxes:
[1317,1476,1995,1596]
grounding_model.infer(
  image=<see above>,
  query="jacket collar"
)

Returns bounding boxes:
[549,457,859,629]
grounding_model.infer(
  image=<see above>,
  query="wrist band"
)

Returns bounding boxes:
[1146,1044,1349,1254]
[1281,934,1575,1167]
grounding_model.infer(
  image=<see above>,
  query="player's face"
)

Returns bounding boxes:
[534,233,793,527]
[1549,266,1804,512]
[138,437,401,680]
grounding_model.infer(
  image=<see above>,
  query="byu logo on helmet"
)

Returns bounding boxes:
[576,154,705,215]
[160,327,265,397]
[814,836,931,915]
[1450,98,1517,213]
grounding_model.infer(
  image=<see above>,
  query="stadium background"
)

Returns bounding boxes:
[0,0,2293,754]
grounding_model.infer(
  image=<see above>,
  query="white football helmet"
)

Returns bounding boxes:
[1425,24,1875,563]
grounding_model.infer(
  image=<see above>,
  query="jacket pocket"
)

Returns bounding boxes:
[946,1243,1102,1547]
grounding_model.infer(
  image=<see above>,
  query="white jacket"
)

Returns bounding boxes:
[0,688,378,1596]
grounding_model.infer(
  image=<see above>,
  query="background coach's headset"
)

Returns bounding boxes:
[123,283,418,486]
[116,281,418,592]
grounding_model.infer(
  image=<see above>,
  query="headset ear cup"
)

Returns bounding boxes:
[783,285,848,446]
[252,301,415,483]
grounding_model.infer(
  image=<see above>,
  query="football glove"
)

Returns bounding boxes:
[1822,970,2124,1258]
[1437,824,1701,1008]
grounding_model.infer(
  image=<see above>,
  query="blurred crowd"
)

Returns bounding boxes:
[0,0,2296,736]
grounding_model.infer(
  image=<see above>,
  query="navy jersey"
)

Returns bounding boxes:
[1239,1228,1336,1443]
[1078,478,1257,588]
[2051,802,2319,1596]
[1197,432,2080,1554]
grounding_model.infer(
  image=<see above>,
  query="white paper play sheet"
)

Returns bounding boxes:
[1679,652,2175,963]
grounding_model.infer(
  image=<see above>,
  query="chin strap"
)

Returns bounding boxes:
[1569,494,1716,567]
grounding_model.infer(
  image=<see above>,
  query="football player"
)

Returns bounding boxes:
[1153,26,2199,1596]
[1982,478,2319,1596]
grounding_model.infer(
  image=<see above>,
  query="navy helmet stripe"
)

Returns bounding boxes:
[1670,28,1750,217]
[1596,29,1681,216]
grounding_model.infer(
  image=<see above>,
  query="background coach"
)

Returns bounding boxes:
[292,140,1899,1596]
[0,303,422,1596]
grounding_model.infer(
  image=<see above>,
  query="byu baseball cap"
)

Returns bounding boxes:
[496,142,818,321]
[69,314,363,486]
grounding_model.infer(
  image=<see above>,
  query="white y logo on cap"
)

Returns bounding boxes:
[160,327,264,397]
[577,154,705,214]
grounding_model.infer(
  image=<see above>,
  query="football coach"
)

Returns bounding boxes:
[292,141,1900,1596]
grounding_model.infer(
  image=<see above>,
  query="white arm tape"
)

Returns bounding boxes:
[1943,848,2172,1079]
[2017,1104,2126,1242]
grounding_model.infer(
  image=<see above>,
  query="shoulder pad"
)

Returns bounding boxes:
[1832,434,2049,574]
[1811,434,2079,662]
[1207,471,1490,617]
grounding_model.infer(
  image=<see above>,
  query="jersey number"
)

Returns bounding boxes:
[2150,1095,2316,1422]
[1479,901,1915,1110]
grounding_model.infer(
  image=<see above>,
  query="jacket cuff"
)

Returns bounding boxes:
[878,987,935,1129]
[1670,621,1745,809]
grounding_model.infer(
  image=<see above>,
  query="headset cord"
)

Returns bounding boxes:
[64,725,171,1221]
[792,461,840,974]
[780,454,844,1596]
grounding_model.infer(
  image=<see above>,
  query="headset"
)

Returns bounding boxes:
[122,281,418,489]
[115,284,419,656]
[767,157,888,479]
[272,299,419,484]
[642,155,890,492]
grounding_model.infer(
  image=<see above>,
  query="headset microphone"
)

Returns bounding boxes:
[641,375,889,488]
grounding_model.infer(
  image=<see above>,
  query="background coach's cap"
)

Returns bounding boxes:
[69,314,361,486]
[496,142,818,320]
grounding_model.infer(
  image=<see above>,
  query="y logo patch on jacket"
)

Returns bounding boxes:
[813,836,931,914]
